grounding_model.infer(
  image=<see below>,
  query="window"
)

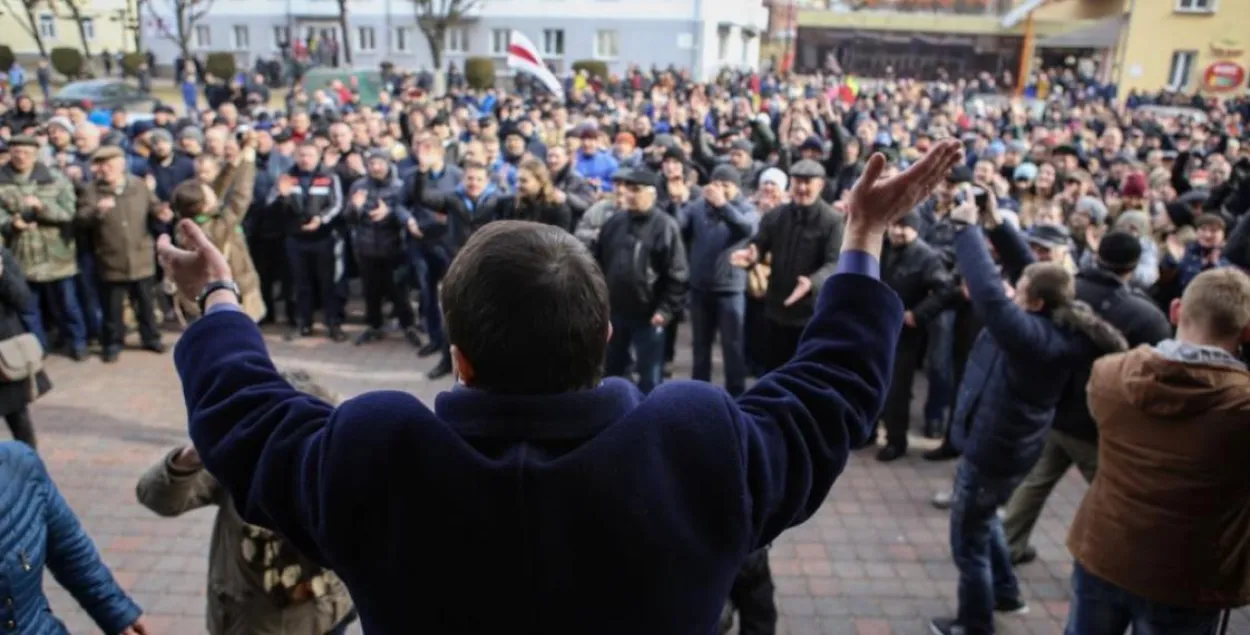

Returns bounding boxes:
[593,29,619,59]
[491,29,510,55]
[233,25,250,49]
[717,31,729,61]
[1175,0,1215,11]
[194,25,212,49]
[81,17,95,41]
[394,27,411,53]
[446,27,469,54]
[273,25,290,49]
[358,26,376,52]
[38,13,56,39]
[542,29,564,56]
[1168,50,1197,89]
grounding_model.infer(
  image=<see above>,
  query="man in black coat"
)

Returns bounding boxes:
[731,160,844,370]
[595,168,689,394]
[876,211,957,462]
[267,142,346,342]
[1001,231,1171,565]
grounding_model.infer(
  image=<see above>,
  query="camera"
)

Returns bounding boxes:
[955,186,988,211]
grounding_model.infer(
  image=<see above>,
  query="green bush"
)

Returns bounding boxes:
[571,60,609,81]
[464,56,496,91]
[0,46,14,73]
[204,52,237,81]
[120,52,145,77]
[49,47,85,79]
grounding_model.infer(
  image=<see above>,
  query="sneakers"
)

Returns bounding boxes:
[931,490,953,510]
[928,618,963,635]
[995,597,1030,615]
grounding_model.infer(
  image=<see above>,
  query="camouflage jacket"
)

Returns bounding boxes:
[0,162,78,282]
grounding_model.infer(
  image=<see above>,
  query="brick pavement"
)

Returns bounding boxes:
[10,321,1250,635]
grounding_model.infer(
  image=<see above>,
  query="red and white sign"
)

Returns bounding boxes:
[507,31,565,101]
[1203,61,1247,92]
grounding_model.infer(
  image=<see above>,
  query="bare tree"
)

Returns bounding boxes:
[335,0,352,66]
[411,0,483,72]
[145,0,215,64]
[1,0,48,57]
[52,0,95,59]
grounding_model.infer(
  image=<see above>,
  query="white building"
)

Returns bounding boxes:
[142,0,768,81]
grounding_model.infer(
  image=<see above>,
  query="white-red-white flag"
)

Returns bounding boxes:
[507,30,565,101]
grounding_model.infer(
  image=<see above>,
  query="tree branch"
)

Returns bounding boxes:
[0,0,39,40]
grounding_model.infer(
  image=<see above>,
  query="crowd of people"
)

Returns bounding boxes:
[0,58,1248,635]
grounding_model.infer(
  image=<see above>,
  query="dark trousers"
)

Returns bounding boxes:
[605,313,665,394]
[5,408,34,449]
[101,278,160,351]
[763,318,805,372]
[881,336,923,448]
[663,320,679,364]
[727,548,778,635]
[286,236,343,328]
[924,309,956,425]
[1066,562,1221,635]
[75,250,103,340]
[359,255,413,330]
[690,290,747,396]
[28,278,88,351]
[950,460,1024,634]
[416,248,450,349]
[744,297,768,376]
[251,236,294,324]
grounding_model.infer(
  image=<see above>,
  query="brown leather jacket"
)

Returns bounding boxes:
[1068,344,1250,610]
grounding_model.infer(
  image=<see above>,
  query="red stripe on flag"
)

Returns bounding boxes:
[507,43,542,68]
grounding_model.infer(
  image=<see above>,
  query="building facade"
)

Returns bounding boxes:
[1,0,139,59]
[142,0,768,81]
[793,0,1250,97]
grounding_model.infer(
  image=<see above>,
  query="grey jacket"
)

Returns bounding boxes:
[575,198,620,247]
[136,449,354,635]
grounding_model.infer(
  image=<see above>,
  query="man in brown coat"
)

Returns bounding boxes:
[1066,267,1250,634]
[76,146,173,362]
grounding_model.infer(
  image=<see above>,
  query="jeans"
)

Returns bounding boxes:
[605,313,665,394]
[286,236,344,328]
[415,248,450,349]
[950,460,1024,634]
[28,278,88,351]
[75,250,103,340]
[925,309,956,424]
[1066,562,1221,635]
[689,290,747,396]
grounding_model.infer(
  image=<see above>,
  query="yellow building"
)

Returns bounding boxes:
[1113,0,1249,96]
[793,0,1249,97]
[0,0,140,59]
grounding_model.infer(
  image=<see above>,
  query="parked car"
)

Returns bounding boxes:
[51,79,157,115]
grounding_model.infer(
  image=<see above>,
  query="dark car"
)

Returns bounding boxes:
[51,79,156,113]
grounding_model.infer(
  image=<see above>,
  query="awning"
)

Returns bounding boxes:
[1037,15,1125,49]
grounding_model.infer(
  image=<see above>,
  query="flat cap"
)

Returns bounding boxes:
[6,135,40,149]
[789,159,826,179]
[615,168,658,188]
[91,145,125,162]
[1026,223,1070,249]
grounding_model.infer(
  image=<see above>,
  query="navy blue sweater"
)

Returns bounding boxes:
[679,194,759,293]
[174,257,901,634]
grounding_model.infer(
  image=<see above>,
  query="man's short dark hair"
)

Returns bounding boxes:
[441,221,609,394]
[461,160,488,173]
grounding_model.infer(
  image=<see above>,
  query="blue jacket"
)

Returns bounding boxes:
[574,150,619,192]
[679,194,758,293]
[949,226,1103,479]
[146,154,195,203]
[173,256,900,634]
[0,442,142,634]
